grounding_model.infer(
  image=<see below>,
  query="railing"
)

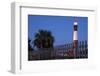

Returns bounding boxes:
[28,41,88,60]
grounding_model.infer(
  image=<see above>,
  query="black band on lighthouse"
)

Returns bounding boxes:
[74,25,78,31]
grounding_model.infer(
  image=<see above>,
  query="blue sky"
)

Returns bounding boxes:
[28,15,88,46]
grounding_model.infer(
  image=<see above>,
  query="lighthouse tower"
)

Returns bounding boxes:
[73,19,78,58]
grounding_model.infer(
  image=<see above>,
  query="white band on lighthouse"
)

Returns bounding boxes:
[73,31,78,40]
[74,22,78,25]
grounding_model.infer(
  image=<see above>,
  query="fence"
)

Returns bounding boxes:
[28,40,88,60]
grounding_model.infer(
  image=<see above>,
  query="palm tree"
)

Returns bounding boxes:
[32,30,54,49]
[28,38,33,51]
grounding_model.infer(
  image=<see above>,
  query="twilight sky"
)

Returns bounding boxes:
[28,15,88,46]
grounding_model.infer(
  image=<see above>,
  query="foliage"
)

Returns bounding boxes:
[33,30,55,49]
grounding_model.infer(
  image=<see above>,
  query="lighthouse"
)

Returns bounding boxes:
[73,19,78,58]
